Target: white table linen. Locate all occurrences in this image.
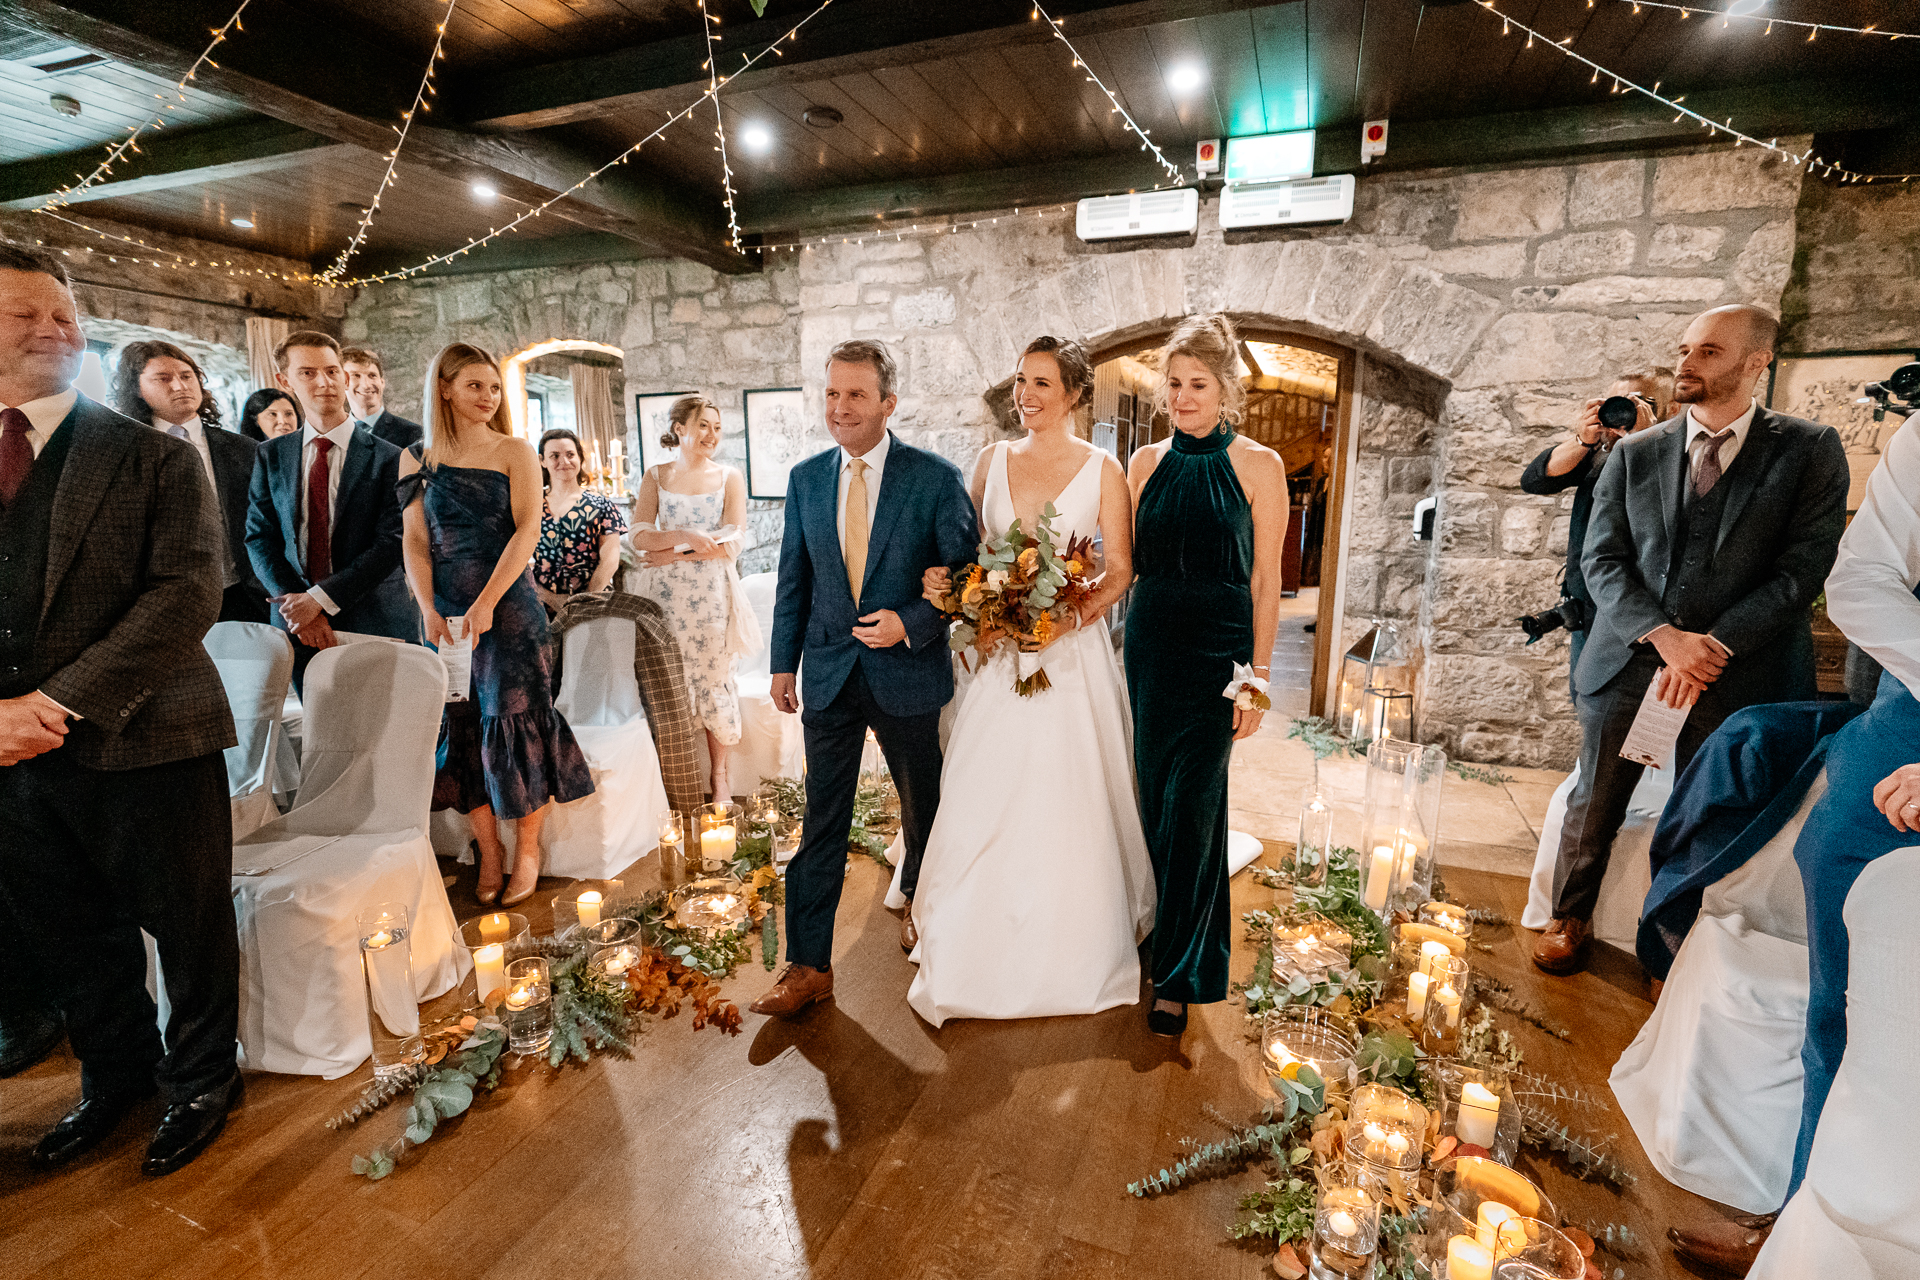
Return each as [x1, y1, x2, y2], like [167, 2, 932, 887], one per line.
[1522, 757, 1669, 951]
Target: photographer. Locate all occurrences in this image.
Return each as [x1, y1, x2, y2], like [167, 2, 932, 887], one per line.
[1520, 369, 1673, 691]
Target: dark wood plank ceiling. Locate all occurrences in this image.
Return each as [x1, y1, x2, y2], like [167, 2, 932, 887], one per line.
[2, 0, 1916, 276]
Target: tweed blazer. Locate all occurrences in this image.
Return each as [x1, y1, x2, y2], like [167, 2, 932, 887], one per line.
[33, 396, 236, 770]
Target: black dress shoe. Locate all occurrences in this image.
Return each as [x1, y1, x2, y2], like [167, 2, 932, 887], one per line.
[143, 1074, 243, 1177]
[0, 1007, 64, 1078]
[30, 1088, 154, 1170]
[1146, 1003, 1188, 1038]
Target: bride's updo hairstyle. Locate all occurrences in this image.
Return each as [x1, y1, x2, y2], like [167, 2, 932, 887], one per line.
[1153, 313, 1247, 426]
[1019, 334, 1092, 409]
[663, 394, 718, 449]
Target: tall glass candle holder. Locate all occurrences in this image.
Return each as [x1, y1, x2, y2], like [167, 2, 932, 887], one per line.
[1310, 1167, 1380, 1280]
[658, 811, 688, 886]
[1291, 783, 1335, 895]
[1385, 921, 1467, 1022]
[747, 787, 782, 840]
[1422, 954, 1469, 1055]
[358, 902, 419, 1079]
[455, 911, 528, 1007]
[1490, 1219, 1586, 1279]
[1359, 738, 1446, 918]
[503, 956, 552, 1054]
[695, 801, 744, 874]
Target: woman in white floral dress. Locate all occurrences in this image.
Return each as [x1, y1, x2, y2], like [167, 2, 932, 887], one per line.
[630, 396, 752, 800]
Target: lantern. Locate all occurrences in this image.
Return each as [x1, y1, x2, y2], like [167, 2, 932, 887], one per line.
[1335, 621, 1412, 741]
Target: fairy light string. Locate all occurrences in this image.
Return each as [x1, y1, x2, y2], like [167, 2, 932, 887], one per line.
[699, 0, 745, 254]
[1613, 1, 1916, 41]
[1478, 0, 1918, 183]
[41, 0, 257, 210]
[1030, 1, 1183, 186]
[319, 0, 460, 281]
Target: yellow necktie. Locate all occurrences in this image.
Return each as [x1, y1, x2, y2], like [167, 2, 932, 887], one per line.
[845, 458, 870, 606]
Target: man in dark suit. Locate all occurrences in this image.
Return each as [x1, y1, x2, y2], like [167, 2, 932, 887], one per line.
[342, 345, 423, 450]
[754, 339, 976, 1017]
[0, 243, 242, 1175]
[246, 331, 418, 688]
[1534, 304, 1848, 975]
[109, 339, 267, 623]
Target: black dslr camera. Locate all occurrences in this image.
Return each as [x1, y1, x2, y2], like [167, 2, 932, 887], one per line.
[1517, 596, 1592, 644]
[1863, 361, 1920, 422]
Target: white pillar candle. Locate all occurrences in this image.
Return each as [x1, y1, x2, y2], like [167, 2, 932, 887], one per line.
[700, 823, 737, 862]
[1364, 845, 1395, 911]
[1419, 939, 1450, 978]
[1405, 970, 1430, 1020]
[1458, 1081, 1503, 1150]
[1475, 1200, 1519, 1251]
[576, 890, 602, 928]
[1434, 982, 1462, 1030]
[478, 912, 510, 943]
[1447, 1234, 1493, 1280]
[472, 942, 506, 1004]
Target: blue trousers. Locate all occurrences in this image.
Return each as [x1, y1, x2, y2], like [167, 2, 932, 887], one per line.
[1787, 669, 1920, 1200]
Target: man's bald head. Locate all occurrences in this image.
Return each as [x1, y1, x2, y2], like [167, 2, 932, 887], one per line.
[1697, 304, 1779, 361]
[1674, 304, 1779, 413]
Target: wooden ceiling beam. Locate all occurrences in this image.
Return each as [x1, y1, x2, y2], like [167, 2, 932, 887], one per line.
[348, 231, 657, 281]
[6, 0, 753, 273]
[456, 0, 1291, 133]
[0, 118, 344, 211]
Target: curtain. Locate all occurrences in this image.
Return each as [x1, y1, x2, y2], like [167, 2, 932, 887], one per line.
[246, 317, 289, 393]
[570, 361, 616, 477]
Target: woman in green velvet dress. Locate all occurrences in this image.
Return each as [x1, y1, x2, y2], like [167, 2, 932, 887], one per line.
[1125, 314, 1289, 1039]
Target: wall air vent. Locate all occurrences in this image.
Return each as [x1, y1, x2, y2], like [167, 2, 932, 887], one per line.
[1218, 174, 1355, 230]
[1075, 187, 1199, 242]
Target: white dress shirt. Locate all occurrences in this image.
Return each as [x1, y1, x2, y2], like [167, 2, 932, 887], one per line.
[835, 430, 889, 552]
[298, 420, 357, 615]
[154, 415, 216, 488]
[1827, 415, 1920, 700]
[1683, 398, 1757, 482]
[1, 388, 78, 456]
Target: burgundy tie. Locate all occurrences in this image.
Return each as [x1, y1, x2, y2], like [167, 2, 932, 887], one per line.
[1693, 428, 1734, 497]
[0, 408, 32, 507]
[307, 437, 334, 582]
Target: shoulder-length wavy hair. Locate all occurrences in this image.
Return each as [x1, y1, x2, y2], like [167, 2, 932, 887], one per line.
[421, 342, 512, 461]
[112, 340, 222, 428]
[239, 387, 302, 442]
[1151, 313, 1247, 426]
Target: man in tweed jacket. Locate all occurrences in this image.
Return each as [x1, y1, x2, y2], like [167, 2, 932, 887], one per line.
[0, 244, 242, 1177]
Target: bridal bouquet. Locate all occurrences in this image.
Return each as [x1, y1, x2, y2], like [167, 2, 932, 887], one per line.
[934, 503, 1097, 697]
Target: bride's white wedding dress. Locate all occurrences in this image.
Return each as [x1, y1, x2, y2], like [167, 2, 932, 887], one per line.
[889, 441, 1157, 1027]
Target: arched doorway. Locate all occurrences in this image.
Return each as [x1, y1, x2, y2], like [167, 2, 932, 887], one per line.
[501, 339, 630, 494]
[1086, 328, 1357, 719]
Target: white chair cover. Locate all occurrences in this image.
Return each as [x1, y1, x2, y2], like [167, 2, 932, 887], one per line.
[1522, 758, 1670, 951]
[232, 642, 465, 1078]
[206, 621, 294, 840]
[728, 571, 804, 794]
[276, 630, 408, 806]
[543, 616, 671, 878]
[1751, 846, 1920, 1277]
[1609, 771, 1822, 1214]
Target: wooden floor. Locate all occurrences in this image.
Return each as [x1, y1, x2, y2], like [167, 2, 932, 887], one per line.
[0, 855, 1730, 1280]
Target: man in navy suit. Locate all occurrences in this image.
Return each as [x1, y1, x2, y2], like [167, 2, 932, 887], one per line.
[245, 331, 418, 688]
[753, 339, 976, 1017]
[342, 345, 424, 451]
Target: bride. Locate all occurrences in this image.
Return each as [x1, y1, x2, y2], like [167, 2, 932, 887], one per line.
[893, 335, 1156, 1027]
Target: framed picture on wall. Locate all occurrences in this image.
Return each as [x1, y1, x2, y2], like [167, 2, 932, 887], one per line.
[634, 391, 695, 478]
[1768, 349, 1919, 510]
[744, 386, 808, 501]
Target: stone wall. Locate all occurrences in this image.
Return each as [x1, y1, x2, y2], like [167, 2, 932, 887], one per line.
[1782, 178, 1920, 353]
[342, 139, 1814, 767]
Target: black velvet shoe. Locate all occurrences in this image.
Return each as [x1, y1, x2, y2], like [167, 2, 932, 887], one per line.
[142, 1074, 242, 1177]
[1146, 1003, 1188, 1038]
[0, 1006, 63, 1077]
[30, 1088, 154, 1170]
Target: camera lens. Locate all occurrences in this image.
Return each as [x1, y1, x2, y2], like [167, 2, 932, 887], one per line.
[1887, 362, 1920, 401]
[1597, 395, 1641, 432]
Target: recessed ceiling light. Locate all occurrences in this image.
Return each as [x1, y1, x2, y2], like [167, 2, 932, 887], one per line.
[471, 180, 498, 202]
[229, 216, 254, 229]
[49, 93, 82, 117]
[1168, 63, 1205, 93]
[803, 105, 843, 129]
[741, 125, 772, 154]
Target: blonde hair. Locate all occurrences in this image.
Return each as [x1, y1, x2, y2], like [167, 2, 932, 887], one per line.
[422, 342, 513, 461]
[1153, 313, 1247, 426]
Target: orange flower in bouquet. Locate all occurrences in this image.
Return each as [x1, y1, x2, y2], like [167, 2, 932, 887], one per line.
[933, 503, 1097, 696]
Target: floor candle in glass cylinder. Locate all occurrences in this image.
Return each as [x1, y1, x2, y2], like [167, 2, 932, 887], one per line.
[1310, 1171, 1380, 1280]
[1291, 782, 1335, 898]
[357, 902, 419, 1079]
[1456, 1081, 1502, 1150]
[455, 912, 527, 1007]
[1423, 955, 1468, 1055]
[1489, 1219, 1586, 1279]
[696, 802, 744, 874]
[658, 812, 688, 886]
[503, 956, 552, 1054]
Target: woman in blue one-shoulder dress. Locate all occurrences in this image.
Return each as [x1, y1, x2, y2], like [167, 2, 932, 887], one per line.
[397, 343, 593, 907]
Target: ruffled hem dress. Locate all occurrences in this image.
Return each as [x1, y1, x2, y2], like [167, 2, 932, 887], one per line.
[399, 455, 595, 821]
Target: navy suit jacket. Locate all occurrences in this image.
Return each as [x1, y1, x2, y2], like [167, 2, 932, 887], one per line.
[204, 424, 265, 601]
[771, 433, 977, 718]
[362, 409, 423, 451]
[244, 425, 418, 642]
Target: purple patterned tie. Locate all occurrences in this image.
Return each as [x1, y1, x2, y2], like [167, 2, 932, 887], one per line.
[0, 408, 33, 506]
[1692, 428, 1734, 497]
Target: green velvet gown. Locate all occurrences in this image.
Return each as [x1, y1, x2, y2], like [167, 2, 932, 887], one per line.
[1125, 421, 1253, 1005]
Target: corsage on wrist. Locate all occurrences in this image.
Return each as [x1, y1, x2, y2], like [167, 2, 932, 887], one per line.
[1222, 662, 1272, 713]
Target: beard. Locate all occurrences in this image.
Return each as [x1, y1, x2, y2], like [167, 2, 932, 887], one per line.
[1672, 365, 1743, 405]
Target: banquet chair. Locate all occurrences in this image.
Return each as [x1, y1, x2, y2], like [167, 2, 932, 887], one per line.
[1522, 759, 1670, 953]
[276, 630, 411, 807]
[725, 571, 804, 796]
[1749, 846, 1920, 1278]
[1608, 771, 1823, 1214]
[232, 641, 465, 1078]
[205, 621, 295, 840]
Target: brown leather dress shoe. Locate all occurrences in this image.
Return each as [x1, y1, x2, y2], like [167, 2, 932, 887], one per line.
[1669, 1212, 1775, 1276]
[1531, 917, 1592, 975]
[901, 911, 918, 953]
[749, 964, 833, 1018]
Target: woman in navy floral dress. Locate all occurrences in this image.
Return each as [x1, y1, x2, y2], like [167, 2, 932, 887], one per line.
[398, 344, 594, 907]
[532, 428, 628, 613]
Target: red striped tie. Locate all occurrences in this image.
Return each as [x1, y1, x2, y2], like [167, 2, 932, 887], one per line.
[0, 408, 32, 507]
